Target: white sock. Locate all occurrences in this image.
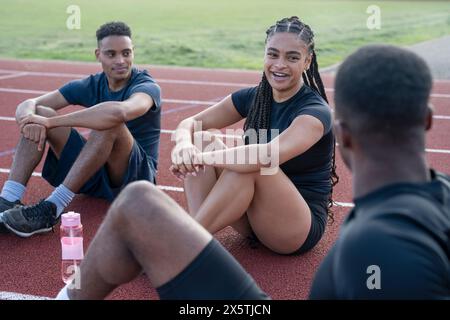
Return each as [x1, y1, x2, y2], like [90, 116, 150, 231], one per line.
[55, 284, 70, 300]
[46, 184, 75, 216]
[1, 180, 26, 203]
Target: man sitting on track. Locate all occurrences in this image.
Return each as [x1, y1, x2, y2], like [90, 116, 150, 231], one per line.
[0, 21, 161, 237]
[56, 44, 449, 300]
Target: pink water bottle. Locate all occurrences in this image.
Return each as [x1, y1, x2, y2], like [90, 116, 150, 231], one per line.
[60, 211, 84, 284]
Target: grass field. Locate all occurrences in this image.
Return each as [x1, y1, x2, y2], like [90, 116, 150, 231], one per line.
[0, 0, 449, 69]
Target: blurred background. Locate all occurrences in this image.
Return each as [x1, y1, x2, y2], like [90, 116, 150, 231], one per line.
[0, 0, 449, 70]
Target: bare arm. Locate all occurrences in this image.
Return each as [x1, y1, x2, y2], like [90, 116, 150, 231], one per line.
[174, 95, 243, 144]
[15, 90, 69, 122]
[19, 92, 154, 131]
[171, 95, 244, 174]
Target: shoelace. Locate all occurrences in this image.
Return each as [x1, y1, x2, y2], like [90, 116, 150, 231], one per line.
[22, 200, 54, 222]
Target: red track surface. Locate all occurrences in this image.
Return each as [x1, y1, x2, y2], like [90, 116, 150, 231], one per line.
[0, 58, 449, 300]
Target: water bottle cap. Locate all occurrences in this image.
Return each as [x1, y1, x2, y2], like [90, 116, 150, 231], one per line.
[61, 211, 81, 227]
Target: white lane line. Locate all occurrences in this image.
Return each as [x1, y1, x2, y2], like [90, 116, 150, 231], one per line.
[0, 87, 46, 94]
[334, 202, 354, 208]
[0, 69, 448, 98]
[0, 168, 41, 176]
[0, 87, 219, 105]
[0, 69, 253, 87]
[0, 291, 51, 300]
[158, 185, 184, 192]
[425, 148, 450, 154]
[2, 113, 450, 122]
[323, 87, 450, 99]
[433, 115, 450, 120]
[0, 72, 29, 80]
[163, 98, 216, 105]
[0, 87, 449, 116]
[0, 167, 354, 206]
[0, 121, 449, 154]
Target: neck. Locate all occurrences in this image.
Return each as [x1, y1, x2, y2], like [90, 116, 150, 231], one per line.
[272, 81, 303, 103]
[352, 150, 430, 199]
[107, 73, 132, 92]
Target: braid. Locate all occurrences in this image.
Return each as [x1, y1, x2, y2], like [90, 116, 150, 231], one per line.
[243, 72, 272, 142]
[254, 16, 338, 222]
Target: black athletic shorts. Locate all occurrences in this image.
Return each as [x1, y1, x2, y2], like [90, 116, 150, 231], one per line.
[247, 187, 329, 255]
[156, 239, 270, 300]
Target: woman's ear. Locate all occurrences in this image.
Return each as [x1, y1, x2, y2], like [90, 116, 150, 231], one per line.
[305, 53, 312, 71]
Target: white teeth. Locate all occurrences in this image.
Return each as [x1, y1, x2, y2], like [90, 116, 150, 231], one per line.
[273, 72, 287, 77]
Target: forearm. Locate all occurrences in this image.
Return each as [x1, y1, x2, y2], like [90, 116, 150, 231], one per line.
[174, 118, 196, 144]
[47, 101, 125, 130]
[15, 99, 37, 122]
[199, 144, 276, 173]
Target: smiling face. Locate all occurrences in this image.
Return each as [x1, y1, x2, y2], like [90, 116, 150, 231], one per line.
[95, 35, 134, 86]
[264, 32, 312, 101]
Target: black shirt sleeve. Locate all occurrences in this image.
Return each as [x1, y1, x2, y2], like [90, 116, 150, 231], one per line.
[129, 82, 162, 110]
[231, 87, 257, 118]
[58, 76, 95, 106]
[293, 102, 332, 135]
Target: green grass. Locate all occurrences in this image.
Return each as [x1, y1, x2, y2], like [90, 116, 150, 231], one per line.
[0, 0, 449, 69]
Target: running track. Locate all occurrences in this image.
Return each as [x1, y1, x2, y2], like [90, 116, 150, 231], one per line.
[0, 58, 449, 300]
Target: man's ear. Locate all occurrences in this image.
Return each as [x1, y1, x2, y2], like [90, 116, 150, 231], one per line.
[334, 120, 353, 150]
[95, 48, 100, 61]
[425, 104, 433, 131]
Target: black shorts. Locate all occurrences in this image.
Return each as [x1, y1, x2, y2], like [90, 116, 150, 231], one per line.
[156, 239, 270, 300]
[248, 187, 329, 255]
[293, 187, 329, 254]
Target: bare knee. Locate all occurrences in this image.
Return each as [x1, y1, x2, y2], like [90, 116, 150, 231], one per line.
[109, 181, 167, 226]
[88, 124, 125, 142]
[36, 105, 58, 118]
[222, 168, 256, 181]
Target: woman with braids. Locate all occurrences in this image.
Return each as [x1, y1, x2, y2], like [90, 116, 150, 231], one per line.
[170, 16, 337, 255]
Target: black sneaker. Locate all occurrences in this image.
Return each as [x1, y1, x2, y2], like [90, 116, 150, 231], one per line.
[2, 200, 58, 237]
[0, 197, 23, 233]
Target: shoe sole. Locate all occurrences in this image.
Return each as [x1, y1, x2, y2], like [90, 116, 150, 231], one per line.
[4, 223, 52, 238]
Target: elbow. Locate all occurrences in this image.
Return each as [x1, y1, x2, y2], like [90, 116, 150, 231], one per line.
[115, 105, 128, 124]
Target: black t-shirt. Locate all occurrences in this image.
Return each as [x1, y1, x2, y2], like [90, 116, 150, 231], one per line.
[231, 85, 333, 194]
[309, 170, 450, 299]
[59, 67, 162, 169]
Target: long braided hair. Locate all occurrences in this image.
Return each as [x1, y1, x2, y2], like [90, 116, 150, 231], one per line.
[244, 16, 339, 222]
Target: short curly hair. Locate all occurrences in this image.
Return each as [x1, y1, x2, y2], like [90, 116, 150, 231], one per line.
[96, 21, 131, 43]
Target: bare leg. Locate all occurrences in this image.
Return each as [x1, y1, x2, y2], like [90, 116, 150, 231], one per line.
[183, 132, 254, 237]
[8, 106, 71, 185]
[62, 124, 134, 193]
[184, 131, 225, 216]
[196, 169, 312, 254]
[67, 181, 212, 299]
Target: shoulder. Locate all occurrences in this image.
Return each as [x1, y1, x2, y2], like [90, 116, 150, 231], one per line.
[231, 86, 258, 102]
[126, 68, 161, 108]
[230, 86, 258, 117]
[130, 68, 159, 88]
[290, 86, 332, 132]
[335, 211, 449, 298]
